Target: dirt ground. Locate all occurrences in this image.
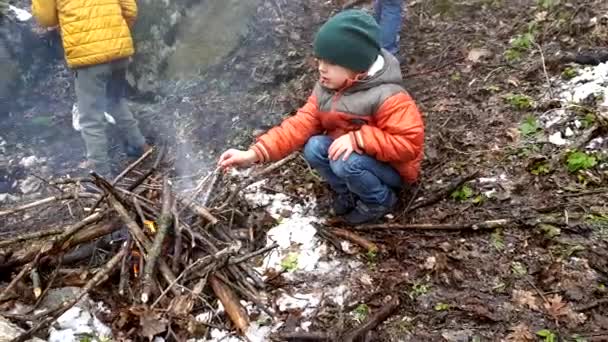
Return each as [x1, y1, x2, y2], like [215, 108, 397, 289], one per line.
[2, 0, 608, 340]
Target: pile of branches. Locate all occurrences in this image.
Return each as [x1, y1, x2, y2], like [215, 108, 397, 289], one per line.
[0, 147, 281, 341]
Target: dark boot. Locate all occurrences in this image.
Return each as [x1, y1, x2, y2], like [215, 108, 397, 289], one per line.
[125, 142, 152, 158]
[343, 191, 398, 225]
[333, 192, 356, 216]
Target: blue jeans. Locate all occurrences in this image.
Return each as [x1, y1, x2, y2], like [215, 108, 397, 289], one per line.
[303, 135, 402, 206]
[374, 0, 404, 55]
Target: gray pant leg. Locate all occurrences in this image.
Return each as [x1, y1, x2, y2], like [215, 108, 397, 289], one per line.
[75, 63, 111, 175]
[106, 60, 145, 148]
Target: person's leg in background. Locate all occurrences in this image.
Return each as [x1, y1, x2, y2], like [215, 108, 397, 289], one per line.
[373, 0, 403, 56]
[105, 58, 148, 158]
[75, 63, 113, 177]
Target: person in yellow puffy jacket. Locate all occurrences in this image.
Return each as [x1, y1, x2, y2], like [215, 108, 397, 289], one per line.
[32, 0, 149, 178]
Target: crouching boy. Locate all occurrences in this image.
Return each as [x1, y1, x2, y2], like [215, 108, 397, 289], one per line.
[219, 10, 424, 224]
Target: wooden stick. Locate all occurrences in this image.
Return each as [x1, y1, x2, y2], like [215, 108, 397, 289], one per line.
[215, 272, 274, 318]
[341, 295, 400, 342]
[0, 228, 64, 248]
[355, 218, 511, 231]
[141, 176, 173, 303]
[171, 204, 182, 274]
[112, 146, 156, 185]
[277, 332, 332, 341]
[30, 268, 42, 299]
[11, 246, 127, 342]
[406, 171, 480, 213]
[180, 198, 218, 225]
[209, 274, 250, 334]
[0, 193, 98, 217]
[0, 219, 118, 270]
[118, 238, 132, 297]
[229, 243, 279, 264]
[331, 228, 378, 253]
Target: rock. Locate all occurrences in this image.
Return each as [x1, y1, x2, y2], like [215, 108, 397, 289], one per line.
[130, 0, 260, 94]
[39, 287, 83, 309]
[0, 316, 45, 342]
[548, 131, 568, 146]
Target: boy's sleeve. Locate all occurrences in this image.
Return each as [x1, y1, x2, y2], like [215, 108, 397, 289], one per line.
[251, 95, 322, 163]
[32, 0, 58, 27]
[353, 92, 424, 162]
[119, 0, 138, 27]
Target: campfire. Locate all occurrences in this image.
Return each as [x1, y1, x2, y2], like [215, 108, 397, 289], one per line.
[0, 147, 400, 341]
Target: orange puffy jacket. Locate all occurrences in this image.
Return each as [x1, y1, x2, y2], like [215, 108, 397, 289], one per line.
[251, 50, 425, 183]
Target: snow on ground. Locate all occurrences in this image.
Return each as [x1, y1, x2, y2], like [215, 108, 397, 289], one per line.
[537, 62, 608, 150]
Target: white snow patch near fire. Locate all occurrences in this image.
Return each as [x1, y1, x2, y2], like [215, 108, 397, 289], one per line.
[48, 305, 112, 342]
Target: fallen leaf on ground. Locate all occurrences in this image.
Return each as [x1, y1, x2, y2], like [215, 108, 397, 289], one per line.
[512, 289, 539, 311]
[506, 323, 534, 341]
[140, 311, 168, 340]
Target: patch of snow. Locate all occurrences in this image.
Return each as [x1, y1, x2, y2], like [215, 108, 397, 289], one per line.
[19, 156, 43, 168]
[277, 292, 321, 315]
[48, 305, 111, 342]
[587, 137, 605, 150]
[548, 131, 568, 146]
[483, 189, 497, 198]
[478, 177, 497, 183]
[8, 5, 32, 21]
[195, 312, 213, 324]
[559, 62, 608, 107]
[564, 127, 575, 137]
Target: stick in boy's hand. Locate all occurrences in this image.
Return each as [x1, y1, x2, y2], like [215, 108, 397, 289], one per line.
[218, 149, 258, 170]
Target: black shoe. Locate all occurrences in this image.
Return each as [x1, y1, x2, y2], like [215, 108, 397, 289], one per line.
[333, 192, 356, 216]
[343, 192, 398, 225]
[125, 143, 152, 158]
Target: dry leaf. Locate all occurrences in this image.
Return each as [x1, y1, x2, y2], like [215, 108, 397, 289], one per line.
[140, 312, 168, 341]
[543, 294, 587, 325]
[506, 127, 520, 142]
[506, 323, 534, 342]
[512, 290, 539, 311]
[543, 294, 567, 320]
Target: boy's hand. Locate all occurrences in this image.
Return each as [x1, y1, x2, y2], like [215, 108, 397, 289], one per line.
[328, 134, 361, 161]
[218, 149, 258, 169]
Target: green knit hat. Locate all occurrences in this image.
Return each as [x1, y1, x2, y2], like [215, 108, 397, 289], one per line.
[313, 9, 381, 72]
